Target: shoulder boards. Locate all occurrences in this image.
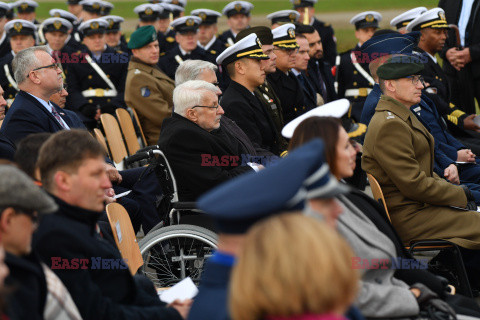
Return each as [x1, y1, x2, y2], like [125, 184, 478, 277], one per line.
[210, 50, 216, 55]
[166, 37, 175, 43]
[160, 52, 166, 57]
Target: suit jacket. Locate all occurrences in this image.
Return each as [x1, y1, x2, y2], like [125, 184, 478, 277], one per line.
[312, 18, 337, 67]
[187, 259, 232, 320]
[221, 80, 281, 155]
[267, 69, 308, 124]
[306, 58, 337, 104]
[65, 45, 129, 113]
[0, 132, 15, 160]
[157, 113, 254, 201]
[362, 95, 480, 250]
[0, 91, 77, 145]
[157, 45, 216, 80]
[125, 57, 175, 145]
[337, 194, 420, 318]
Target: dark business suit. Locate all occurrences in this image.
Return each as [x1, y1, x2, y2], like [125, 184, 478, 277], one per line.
[157, 113, 253, 201]
[221, 80, 281, 155]
[312, 18, 337, 67]
[306, 58, 337, 104]
[0, 91, 75, 145]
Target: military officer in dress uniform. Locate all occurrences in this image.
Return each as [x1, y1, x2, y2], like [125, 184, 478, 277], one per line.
[236, 26, 289, 155]
[291, 0, 337, 67]
[191, 8, 225, 59]
[125, 25, 175, 145]
[157, 3, 183, 54]
[407, 8, 480, 154]
[0, 2, 12, 58]
[219, 1, 253, 47]
[164, 0, 186, 16]
[13, 0, 38, 24]
[134, 3, 162, 31]
[336, 11, 381, 122]
[103, 15, 129, 54]
[188, 139, 348, 320]
[267, 23, 309, 124]
[390, 7, 427, 34]
[48, 8, 82, 51]
[158, 16, 215, 80]
[67, 0, 82, 18]
[99, 1, 113, 16]
[0, 19, 36, 106]
[40, 17, 73, 62]
[267, 9, 299, 29]
[65, 18, 129, 128]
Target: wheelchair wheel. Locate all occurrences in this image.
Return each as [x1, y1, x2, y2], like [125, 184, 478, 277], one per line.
[138, 224, 217, 287]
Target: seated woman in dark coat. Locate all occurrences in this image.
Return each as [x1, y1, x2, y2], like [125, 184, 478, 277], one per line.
[288, 116, 480, 319]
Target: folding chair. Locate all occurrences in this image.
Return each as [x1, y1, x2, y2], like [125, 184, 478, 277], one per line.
[93, 128, 110, 158]
[129, 108, 147, 147]
[100, 113, 128, 170]
[367, 173, 472, 297]
[116, 108, 141, 155]
[106, 203, 143, 275]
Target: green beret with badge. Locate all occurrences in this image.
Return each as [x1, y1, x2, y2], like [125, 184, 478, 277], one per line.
[128, 25, 158, 49]
[377, 56, 424, 80]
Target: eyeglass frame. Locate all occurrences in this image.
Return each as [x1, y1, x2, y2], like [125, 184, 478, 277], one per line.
[405, 75, 425, 86]
[191, 104, 220, 110]
[32, 62, 61, 72]
[273, 46, 299, 56]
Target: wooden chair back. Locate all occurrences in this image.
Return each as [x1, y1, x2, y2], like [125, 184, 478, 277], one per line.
[93, 128, 110, 157]
[116, 108, 141, 155]
[106, 203, 143, 275]
[100, 113, 128, 169]
[367, 173, 391, 223]
[129, 108, 147, 146]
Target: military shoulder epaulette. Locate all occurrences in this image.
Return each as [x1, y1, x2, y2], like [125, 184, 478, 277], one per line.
[159, 52, 166, 57]
[324, 23, 331, 27]
[116, 50, 124, 54]
[166, 37, 175, 43]
[210, 50, 216, 55]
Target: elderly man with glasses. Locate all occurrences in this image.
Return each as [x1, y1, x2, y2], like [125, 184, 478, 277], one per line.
[0, 45, 73, 145]
[157, 80, 262, 202]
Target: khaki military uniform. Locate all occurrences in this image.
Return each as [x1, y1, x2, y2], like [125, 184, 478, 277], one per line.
[362, 95, 480, 249]
[124, 57, 175, 145]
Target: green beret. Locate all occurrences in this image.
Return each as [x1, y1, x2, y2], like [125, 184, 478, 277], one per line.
[128, 25, 158, 49]
[377, 56, 424, 80]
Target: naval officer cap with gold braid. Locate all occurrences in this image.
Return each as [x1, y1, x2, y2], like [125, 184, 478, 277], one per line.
[406, 8, 450, 32]
[390, 7, 427, 31]
[216, 33, 269, 66]
[350, 11, 382, 30]
[42, 17, 73, 34]
[272, 23, 299, 49]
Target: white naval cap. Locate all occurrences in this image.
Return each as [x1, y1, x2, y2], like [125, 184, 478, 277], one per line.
[222, 1, 253, 17]
[282, 99, 350, 138]
[42, 17, 73, 33]
[272, 23, 299, 49]
[78, 17, 108, 35]
[5, 19, 36, 36]
[0, 2, 10, 16]
[390, 7, 427, 30]
[134, 3, 163, 20]
[289, 0, 317, 8]
[13, 0, 38, 12]
[406, 8, 449, 32]
[163, 0, 186, 8]
[170, 15, 201, 33]
[350, 11, 382, 30]
[267, 10, 300, 25]
[49, 9, 78, 23]
[191, 8, 221, 24]
[103, 15, 124, 31]
[216, 33, 269, 65]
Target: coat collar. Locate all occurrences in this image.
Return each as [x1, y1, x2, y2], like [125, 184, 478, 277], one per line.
[16, 91, 64, 130]
[50, 194, 103, 229]
[376, 95, 414, 122]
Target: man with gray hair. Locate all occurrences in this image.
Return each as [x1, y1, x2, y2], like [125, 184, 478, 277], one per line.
[0, 45, 69, 145]
[175, 59, 275, 157]
[157, 80, 259, 201]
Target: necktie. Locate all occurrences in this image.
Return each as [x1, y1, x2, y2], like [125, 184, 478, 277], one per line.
[297, 73, 316, 103]
[314, 62, 328, 101]
[51, 108, 68, 130]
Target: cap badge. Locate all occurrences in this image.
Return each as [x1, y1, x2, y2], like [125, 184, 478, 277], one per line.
[20, 3, 28, 10]
[365, 14, 374, 22]
[91, 21, 99, 29]
[107, 18, 114, 28]
[172, 0, 179, 4]
[53, 12, 61, 17]
[13, 22, 22, 32]
[256, 37, 262, 48]
[294, 0, 301, 5]
[289, 13, 296, 21]
[53, 21, 62, 30]
[145, 7, 153, 15]
[288, 27, 295, 38]
[234, 3, 242, 12]
[199, 12, 207, 21]
[438, 11, 446, 21]
[186, 18, 194, 26]
[92, 3, 100, 9]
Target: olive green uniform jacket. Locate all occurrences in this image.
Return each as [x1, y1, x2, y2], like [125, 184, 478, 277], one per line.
[125, 58, 175, 145]
[362, 95, 480, 249]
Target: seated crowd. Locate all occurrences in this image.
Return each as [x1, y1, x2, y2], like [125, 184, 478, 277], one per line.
[1, 0, 480, 319]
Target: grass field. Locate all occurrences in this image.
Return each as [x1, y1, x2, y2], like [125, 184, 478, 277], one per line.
[31, 0, 440, 52]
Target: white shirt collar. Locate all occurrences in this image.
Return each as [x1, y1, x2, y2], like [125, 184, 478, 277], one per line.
[11, 50, 16, 57]
[198, 35, 217, 50]
[425, 51, 437, 64]
[0, 32, 5, 46]
[179, 46, 191, 56]
[291, 68, 301, 76]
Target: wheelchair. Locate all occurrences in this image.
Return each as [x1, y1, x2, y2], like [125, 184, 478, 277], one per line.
[125, 148, 218, 287]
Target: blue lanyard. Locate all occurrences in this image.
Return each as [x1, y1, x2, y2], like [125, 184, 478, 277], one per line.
[210, 251, 236, 267]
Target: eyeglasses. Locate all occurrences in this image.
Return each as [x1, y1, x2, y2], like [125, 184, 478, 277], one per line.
[405, 75, 425, 86]
[192, 104, 220, 110]
[274, 47, 299, 56]
[32, 62, 61, 72]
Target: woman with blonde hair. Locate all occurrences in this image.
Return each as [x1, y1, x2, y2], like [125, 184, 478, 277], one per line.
[229, 213, 358, 320]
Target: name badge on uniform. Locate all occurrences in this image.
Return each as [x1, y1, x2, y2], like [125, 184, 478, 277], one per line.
[141, 87, 150, 97]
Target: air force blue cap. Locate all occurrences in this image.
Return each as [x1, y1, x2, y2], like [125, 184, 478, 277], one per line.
[197, 139, 349, 234]
[360, 31, 421, 62]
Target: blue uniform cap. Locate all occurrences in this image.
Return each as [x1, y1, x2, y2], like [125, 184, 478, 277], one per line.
[360, 31, 421, 63]
[197, 139, 349, 234]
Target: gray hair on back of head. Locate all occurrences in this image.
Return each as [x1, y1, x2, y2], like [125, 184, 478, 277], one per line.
[173, 80, 218, 116]
[175, 60, 218, 86]
[13, 45, 50, 85]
